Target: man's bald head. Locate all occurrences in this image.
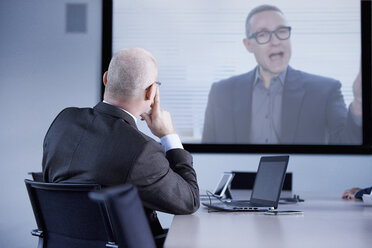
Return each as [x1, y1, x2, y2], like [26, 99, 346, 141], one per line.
[105, 48, 158, 101]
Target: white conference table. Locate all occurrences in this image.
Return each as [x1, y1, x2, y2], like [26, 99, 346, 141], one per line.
[164, 193, 372, 248]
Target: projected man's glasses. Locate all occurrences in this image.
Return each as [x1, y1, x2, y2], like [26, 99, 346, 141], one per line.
[248, 26, 291, 44]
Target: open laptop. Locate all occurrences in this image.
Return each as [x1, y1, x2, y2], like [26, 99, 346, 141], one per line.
[202, 155, 289, 211]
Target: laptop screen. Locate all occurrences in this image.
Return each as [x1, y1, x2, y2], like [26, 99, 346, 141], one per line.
[250, 156, 289, 205]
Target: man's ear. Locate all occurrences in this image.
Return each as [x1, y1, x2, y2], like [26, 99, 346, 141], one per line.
[145, 83, 155, 100]
[243, 38, 253, 53]
[103, 71, 108, 86]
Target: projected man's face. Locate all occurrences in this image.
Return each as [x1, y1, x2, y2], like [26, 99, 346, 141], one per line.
[244, 10, 292, 78]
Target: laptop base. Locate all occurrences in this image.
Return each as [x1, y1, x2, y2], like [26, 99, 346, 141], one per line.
[202, 202, 274, 212]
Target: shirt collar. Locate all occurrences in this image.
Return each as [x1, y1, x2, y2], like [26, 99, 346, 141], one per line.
[253, 66, 287, 87]
[102, 100, 137, 124]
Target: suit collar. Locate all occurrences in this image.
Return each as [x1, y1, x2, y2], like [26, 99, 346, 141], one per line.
[281, 66, 306, 143]
[93, 102, 138, 129]
[284, 66, 305, 90]
[232, 70, 255, 143]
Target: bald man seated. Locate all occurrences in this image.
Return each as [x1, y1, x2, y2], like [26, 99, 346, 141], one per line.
[42, 48, 200, 245]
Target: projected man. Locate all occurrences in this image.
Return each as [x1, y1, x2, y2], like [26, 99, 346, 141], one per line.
[202, 4, 362, 144]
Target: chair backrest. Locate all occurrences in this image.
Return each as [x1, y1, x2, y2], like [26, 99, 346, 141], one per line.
[89, 184, 156, 248]
[25, 179, 117, 248]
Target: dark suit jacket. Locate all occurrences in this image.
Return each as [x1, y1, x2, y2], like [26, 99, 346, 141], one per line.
[42, 102, 200, 234]
[202, 66, 362, 144]
[355, 187, 372, 199]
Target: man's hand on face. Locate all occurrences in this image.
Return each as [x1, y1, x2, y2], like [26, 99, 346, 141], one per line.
[351, 70, 362, 116]
[140, 87, 176, 138]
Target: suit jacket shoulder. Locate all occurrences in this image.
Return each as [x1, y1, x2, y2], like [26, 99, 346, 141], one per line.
[212, 71, 253, 93]
[286, 66, 341, 92]
[281, 66, 360, 144]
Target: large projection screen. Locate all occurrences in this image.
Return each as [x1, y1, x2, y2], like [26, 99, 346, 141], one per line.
[102, 0, 372, 154]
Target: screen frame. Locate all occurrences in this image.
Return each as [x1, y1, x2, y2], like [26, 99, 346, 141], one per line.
[101, 0, 372, 154]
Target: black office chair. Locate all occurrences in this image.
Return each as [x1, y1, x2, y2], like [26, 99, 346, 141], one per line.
[24, 179, 117, 248]
[89, 184, 157, 248]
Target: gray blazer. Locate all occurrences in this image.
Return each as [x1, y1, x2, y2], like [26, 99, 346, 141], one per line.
[202, 66, 361, 144]
[42, 102, 199, 219]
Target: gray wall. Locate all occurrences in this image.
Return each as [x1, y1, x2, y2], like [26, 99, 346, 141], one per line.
[0, 0, 371, 247]
[0, 0, 101, 247]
